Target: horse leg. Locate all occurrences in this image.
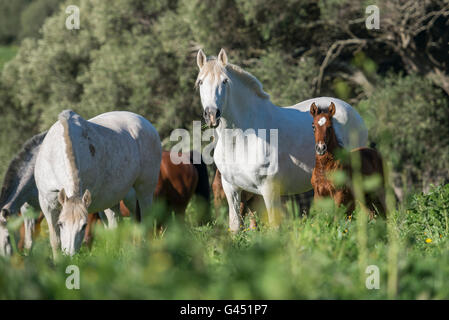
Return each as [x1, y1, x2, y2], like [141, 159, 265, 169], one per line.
[34, 211, 44, 238]
[83, 213, 100, 248]
[221, 178, 243, 233]
[98, 211, 109, 227]
[103, 206, 120, 229]
[18, 221, 25, 252]
[39, 195, 61, 260]
[133, 182, 156, 223]
[22, 216, 36, 251]
[0, 221, 12, 256]
[261, 184, 282, 228]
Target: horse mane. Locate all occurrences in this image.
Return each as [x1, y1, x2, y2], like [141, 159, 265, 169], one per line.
[0, 131, 47, 207]
[196, 57, 270, 99]
[58, 110, 82, 195]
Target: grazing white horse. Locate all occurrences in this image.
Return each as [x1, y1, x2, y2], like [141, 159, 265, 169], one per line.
[196, 49, 368, 232]
[35, 110, 162, 257]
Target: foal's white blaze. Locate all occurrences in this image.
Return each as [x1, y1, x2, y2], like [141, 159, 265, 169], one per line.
[318, 117, 327, 126]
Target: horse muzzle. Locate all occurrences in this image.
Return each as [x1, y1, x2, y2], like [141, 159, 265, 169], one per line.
[315, 142, 327, 155]
[203, 107, 221, 128]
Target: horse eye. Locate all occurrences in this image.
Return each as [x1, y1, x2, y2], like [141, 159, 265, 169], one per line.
[223, 78, 228, 84]
[198, 80, 203, 86]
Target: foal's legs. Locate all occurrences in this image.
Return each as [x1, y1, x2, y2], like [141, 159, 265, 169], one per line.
[221, 178, 243, 233]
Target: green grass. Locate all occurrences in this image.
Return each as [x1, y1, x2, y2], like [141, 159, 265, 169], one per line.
[1, 184, 449, 299]
[0, 46, 18, 70]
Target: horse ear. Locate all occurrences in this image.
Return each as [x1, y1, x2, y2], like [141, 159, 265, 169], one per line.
[197, 49, 206, 69]
[82, 189, 92, 208]
[58, 188, 67, 206]
[218, 48, 228, 66]
[328, 102, 336, 117]
[310, 102, 318, 117]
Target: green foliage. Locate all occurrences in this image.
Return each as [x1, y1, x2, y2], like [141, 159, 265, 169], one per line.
[19, 0, 64, 40]
[248, 51, 318, 106]
[0, 0, 31, 44]
[0, 46, 18, 70]
[358, 74, 449, 192]
[402, 184, 449, 250]
[1, 184, 449, 299]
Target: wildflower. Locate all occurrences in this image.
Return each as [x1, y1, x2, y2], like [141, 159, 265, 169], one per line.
[344, 229, 348, 233]
[425, 238, 432, 243]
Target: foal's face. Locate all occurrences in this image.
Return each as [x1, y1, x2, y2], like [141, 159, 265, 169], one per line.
[196, 49, 230, 128]
[57, 189, 91, 256]
[310, 102, 336, 156]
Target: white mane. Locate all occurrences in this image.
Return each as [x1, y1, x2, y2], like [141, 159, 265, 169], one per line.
[196, 58, 270, 99]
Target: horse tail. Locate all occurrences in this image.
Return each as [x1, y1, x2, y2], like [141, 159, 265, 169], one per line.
[190, 151, 211, 223]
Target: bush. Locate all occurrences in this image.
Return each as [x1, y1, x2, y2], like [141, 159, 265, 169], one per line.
[0, 0, 30, 44]
[358, 74, 449, 194]
[19, 0, 64, 40]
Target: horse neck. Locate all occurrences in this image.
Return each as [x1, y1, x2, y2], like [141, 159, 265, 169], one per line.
[315, 130, 342, 175]
[218, 74, 274, 132]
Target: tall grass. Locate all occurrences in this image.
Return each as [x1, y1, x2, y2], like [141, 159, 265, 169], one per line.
[1, 184, 449, 299]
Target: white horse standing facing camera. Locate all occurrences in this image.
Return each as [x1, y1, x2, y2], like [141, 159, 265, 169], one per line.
[35, 110, 162, 257]
[195, 48, 368, 232]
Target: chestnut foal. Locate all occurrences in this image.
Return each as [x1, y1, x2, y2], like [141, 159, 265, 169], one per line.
[310, 102, 386, 217]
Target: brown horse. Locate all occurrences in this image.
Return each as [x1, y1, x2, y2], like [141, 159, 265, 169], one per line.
[310, 102, 386, 217]
[155, 150, 210, 218]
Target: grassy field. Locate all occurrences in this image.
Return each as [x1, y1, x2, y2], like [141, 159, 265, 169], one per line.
[1, 183, 448, 299]
[0, 46, 18, 71]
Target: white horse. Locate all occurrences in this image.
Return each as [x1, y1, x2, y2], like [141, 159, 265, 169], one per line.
[196, 49, 368, 232]
[35, 110, 162, 257]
